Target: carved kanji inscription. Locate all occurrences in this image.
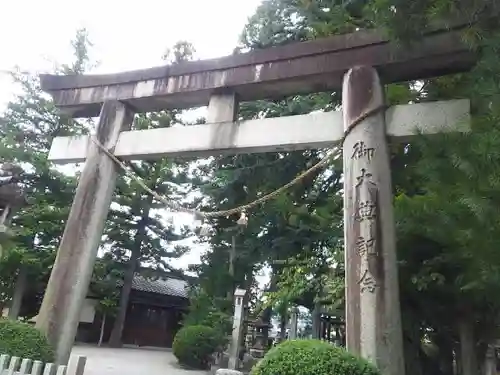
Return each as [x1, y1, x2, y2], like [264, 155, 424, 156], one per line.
[355, 168, 373, 187]
[356, 236, 377, 257]
[351, 141, 375, 162]
[355, 200, 377, 222]
[358, 268, 377, 293]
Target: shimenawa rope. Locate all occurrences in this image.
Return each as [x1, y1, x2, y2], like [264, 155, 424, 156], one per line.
[90, 105, 386, 220]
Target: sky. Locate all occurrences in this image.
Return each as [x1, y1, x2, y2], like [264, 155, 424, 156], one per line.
[0, 0, 268, 280]
[0, 0, 262, 106]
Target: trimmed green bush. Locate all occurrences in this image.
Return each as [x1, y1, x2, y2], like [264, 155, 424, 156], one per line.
[172, 325, 219, 369]
[0, 319, 54, 362]
[250, 339, 381, 375]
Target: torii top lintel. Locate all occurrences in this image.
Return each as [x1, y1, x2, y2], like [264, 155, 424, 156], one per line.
[40, 23, 476, 118]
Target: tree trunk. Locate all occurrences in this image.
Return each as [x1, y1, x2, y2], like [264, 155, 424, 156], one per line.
[98, 314, 106, 347]
[108, 245, 141, 347]
[108, 200, 151, 348]
[279, 311, 287, 340]
[312, 302, 321, 339]
[459, 319, 478, 375]
[8, 265, 27, 320]
[403, 329, 424, 375]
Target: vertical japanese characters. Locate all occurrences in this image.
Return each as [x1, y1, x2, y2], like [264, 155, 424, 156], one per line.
[351, 141, 378, 293]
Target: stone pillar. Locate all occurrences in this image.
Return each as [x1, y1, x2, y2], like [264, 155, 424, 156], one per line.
[228, 288, 246, 370]
[342, 66, 405, 375]
[484, 345, 496, 375]
[289, 307, 299, 339]
[36, 101, 135, 365]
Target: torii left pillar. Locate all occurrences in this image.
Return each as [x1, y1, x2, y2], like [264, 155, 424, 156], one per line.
[36, 101, 135, 365]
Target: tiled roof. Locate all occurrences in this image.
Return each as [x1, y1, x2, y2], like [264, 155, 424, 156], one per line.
[132, 275, 189, 299]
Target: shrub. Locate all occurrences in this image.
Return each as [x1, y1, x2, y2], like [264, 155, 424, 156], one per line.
[183, 289, 232, 339]
[250, 339, 381, 375]
[172, 325, 219, 369]
[184, 309, 231, 347]
[0, 319, 54, 362]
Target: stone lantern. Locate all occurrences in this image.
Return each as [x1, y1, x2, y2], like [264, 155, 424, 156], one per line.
[248, 316, 273, 358]
[0, 163, 26, 250]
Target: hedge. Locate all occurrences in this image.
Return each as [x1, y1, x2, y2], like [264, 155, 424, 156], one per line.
[0, 319, 54, 362]
[250, 339, 381, 375]
[172, 325, 219, 369]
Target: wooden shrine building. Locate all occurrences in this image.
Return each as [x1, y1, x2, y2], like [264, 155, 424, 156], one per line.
[76, 275, 189, 348]
[8, 273, 191, 349]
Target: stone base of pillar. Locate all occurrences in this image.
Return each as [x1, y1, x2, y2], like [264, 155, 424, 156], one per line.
[249, 348, 266, 358]
[215, 368, 243, 375]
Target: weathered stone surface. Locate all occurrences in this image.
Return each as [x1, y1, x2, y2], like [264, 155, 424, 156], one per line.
[40, 26, 475, 117]
[229, 287, 247, 370]
[215, 369, 243, 375]
[0, 163, 27, 255]
[47, 99, 470, 164]
[214, 352, 229, 368]
[240, 353, 258, 373]
[0, 163, 27, 219]
[36, 101, 135, 365]
[342, 66, 404, 374]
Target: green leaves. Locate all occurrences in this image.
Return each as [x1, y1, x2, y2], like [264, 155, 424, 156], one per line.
[172, 325, 221, 370]
[0, 319, 54, 362]
[230, 3, 500, 373]
[0, 29, 92, 311]
[251, 339, 380, 375]
[183, 287, 232, 337]
[103, 106, 196, 275]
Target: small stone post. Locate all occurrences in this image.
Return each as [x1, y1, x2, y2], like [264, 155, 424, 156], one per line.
[289, 307, 299, 339]
[484, 345, 496, 375]
[342, 66, 405, 375]
[228, 288, 247, 370]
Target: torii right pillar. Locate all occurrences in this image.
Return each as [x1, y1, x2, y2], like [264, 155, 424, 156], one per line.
[342, 65, 405, 375]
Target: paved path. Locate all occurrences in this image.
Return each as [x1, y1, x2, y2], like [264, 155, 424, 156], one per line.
[71, 345, 207, 375]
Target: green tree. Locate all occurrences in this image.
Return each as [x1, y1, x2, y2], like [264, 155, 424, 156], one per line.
[191, 0, 353, 332]
[0, 28, 92, 318]
[90, 254, 122, 346]
[106, 41, 197, 347]
[106, 131, 192, 346]
[196, 2, 500, 375]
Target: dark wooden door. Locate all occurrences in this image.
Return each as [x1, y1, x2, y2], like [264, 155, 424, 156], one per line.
[123, 304, 170, 347]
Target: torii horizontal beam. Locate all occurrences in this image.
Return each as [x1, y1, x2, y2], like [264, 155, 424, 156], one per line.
[48, 99, 470, 163]
[40, 25, 475, 118]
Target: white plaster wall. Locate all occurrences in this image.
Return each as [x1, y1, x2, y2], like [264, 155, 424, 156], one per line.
[79, 298, 96, 323]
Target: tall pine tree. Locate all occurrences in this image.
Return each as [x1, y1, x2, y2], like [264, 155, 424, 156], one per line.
[0, 29, 93, 318]
[106, 42, 197, 347]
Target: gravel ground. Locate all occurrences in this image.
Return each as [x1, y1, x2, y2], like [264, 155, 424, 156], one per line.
[71, 345, 207, 375]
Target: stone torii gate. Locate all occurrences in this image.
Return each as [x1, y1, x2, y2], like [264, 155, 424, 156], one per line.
[37, 22, 474, 373]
